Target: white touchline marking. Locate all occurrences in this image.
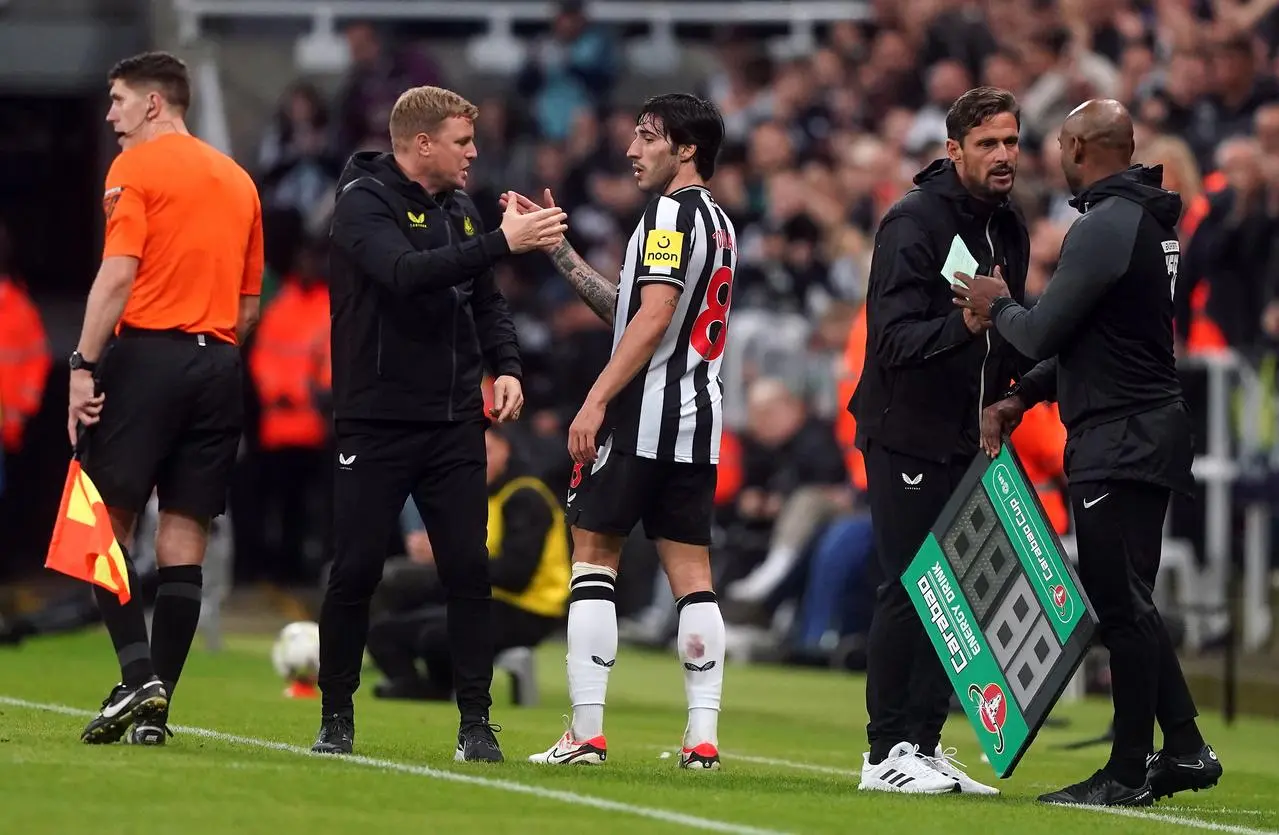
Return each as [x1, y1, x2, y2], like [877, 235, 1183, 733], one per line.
[1069, 806, 1279, 835]
[661, 746, 1278, 835]
[9, 698, 1275, 834]
[1161, 807, 1267, 817]
[0, 697, 786, 835]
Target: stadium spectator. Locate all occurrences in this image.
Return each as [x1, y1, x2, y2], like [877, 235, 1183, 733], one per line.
[0, 221, 51, 472]
[1182, 136, 1276, 352]
[257, 81, 341, 231]
[515, 1, 619, 142]
[333, 22, 446, 159]
[366, 425, 569, 702]
[723, 377, 850, 606]
[244, 237, 333, 586]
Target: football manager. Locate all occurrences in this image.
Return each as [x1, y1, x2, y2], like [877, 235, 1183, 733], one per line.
[311, 85, 567, 762]
[955, 99, 1221, 807]
[850, 86, 1028, 796]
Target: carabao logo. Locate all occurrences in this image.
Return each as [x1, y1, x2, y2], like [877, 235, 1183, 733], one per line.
[969, 682, 1008, 755]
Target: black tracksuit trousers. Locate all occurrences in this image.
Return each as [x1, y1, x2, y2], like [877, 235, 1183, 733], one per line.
[318, 418, 494, 723]
[1069, 479, 1199, 774]
[863, 440, 971, 763]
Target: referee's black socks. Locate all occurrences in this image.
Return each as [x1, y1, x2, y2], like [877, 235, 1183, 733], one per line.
[92, 545, 155, 688]
[151, 564, 204, 701]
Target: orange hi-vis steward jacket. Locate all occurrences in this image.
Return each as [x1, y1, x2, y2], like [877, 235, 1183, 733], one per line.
[0, 276, 51, 452]
[249, 279, 331, 450]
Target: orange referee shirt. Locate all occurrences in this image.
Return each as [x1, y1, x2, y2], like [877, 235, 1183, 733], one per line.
[102, 133, 263, 345]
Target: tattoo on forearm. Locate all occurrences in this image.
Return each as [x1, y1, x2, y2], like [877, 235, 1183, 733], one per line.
[551, 241, 617, 325]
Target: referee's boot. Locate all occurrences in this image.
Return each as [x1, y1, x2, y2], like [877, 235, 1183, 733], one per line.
[312, 713, 355, 755]
[455, 718, 503, 763]
[127, 703, 174, 746]
[81, 678, 169, 744]
[126, 722, 174, 746]
[1038, 769, 1154, 807]
[1146, 744, 1222, 800]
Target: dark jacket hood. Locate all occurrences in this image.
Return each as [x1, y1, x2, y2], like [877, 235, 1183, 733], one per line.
[1069, 164, 1183, 228]
[338, 151, 456, 206]
[912, 158, 1013, 218]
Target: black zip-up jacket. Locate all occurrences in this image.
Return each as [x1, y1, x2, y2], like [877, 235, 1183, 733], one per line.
[850, 159, 1032, 464]
[328, 152, 521, 423]
[994, 164, 1194, 494]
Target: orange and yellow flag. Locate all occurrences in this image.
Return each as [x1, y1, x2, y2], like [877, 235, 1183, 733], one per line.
[44, 460, 131, 604]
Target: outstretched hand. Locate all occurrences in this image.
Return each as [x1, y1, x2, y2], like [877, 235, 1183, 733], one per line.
[498, 188, 554, 214]
[498, 189, 565, 253]
[498, 190, 567, 254]
[953, 264, 1011, 320]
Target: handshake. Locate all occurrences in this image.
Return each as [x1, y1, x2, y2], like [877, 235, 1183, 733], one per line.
[497, 188, 569, 254]
[951, 265, 1010, 335]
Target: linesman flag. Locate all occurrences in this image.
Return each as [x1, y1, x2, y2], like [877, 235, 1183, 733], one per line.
[44, 459, 131, 604]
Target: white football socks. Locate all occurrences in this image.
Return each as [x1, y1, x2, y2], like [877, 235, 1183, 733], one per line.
[677, 591, 726, 747]
[566, 562, 617, 740]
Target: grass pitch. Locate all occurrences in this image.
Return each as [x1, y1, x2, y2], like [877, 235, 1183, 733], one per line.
[0, 630, 1276, 835]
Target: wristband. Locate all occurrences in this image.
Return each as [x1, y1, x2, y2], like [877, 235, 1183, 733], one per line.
[1004, 382, 1035, 408]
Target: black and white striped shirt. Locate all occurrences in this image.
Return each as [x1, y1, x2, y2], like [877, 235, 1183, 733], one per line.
[605, 186, 738, 464]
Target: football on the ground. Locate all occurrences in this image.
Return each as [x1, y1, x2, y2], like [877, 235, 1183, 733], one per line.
[271, 621, 320, 684]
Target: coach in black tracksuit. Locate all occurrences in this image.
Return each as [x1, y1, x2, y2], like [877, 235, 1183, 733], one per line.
[849, 88, 1032, 787]
[309, 99, 567, 762]
[959, 100, 1221, 807]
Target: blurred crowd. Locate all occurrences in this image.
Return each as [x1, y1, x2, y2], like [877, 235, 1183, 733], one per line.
[3, 0, 1279, 670]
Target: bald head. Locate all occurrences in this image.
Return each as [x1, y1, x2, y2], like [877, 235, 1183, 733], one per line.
[1063, 99, 1134, 154]
[1058, 99, 1136, 194]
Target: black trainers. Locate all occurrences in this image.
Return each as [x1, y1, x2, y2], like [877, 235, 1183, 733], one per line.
[455, 719, 504, 763]
[1147, 744, 1222, 800]
[82, 678, 168, 744]
[312, 713, 355, 755]
[126, 722, 174, 746]
[1038, 769, 1154, 807]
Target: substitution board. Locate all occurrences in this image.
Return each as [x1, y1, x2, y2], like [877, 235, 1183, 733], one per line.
[902, 443, 1097, 778]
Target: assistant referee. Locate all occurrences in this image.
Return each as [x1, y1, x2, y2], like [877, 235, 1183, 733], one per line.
[312, 86, 566, 762]
[71, 51, 264, 746]
[956, 99, 1221, 807]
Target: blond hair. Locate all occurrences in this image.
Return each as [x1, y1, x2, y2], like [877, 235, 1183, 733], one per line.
[388, 86, 479, 146]
[1136, 134, 1202, 205]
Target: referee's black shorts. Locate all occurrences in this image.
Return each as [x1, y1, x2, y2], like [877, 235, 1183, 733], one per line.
[80, 326, 243, 519]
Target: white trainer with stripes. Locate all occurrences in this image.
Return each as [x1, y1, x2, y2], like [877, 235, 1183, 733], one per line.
[858, 741, 960, 794]
[922, 745, 1000, 794]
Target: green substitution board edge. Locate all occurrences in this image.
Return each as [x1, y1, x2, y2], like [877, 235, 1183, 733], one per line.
[905, 539, 1030, 779]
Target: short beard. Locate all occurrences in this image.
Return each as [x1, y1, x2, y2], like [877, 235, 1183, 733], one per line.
[962, 172, 1013, 202]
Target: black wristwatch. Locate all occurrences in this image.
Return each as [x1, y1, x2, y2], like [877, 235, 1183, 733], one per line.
[1004, 382, 1031, 407]
[69, 350, 97, 373]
